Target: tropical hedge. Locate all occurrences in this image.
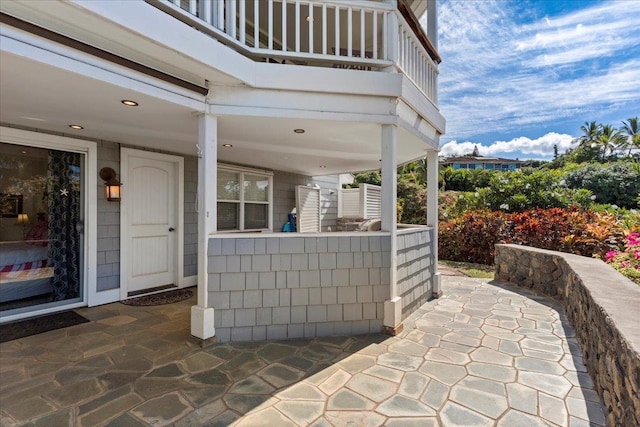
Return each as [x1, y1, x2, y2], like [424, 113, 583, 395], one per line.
[439, 208, 626, 266]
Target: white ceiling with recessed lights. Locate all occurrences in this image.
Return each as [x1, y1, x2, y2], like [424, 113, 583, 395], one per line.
[0, 50, 431, 176]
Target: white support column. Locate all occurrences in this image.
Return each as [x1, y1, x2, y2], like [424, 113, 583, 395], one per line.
[426, 0, 438, 51]
[380, 125, 397, 238]
[381, 124, 402, 333]
[426, 148, 441, 298]
[191, 113, 218, 341]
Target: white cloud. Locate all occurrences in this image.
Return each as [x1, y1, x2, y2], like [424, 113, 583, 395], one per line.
[518, 17, 636, 67]
[440, 132, 575, 159]
[436, 0, 640, 142]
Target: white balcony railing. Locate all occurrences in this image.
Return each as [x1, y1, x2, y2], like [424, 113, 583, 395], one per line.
[147, 0, 438, 104]
[396, 13, 439, 104]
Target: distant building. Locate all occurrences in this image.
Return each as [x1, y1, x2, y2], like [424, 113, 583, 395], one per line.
[440, 156, 525, 171]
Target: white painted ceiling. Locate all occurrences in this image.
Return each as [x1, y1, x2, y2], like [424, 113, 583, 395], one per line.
[1, 51, 429, 176]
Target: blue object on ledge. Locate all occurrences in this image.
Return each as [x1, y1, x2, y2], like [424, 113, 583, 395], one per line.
[282, 212, 296, 232]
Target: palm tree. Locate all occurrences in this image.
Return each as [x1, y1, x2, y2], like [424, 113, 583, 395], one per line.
[577, 121, 601, 146]
[595, 124, 626, 161]
[620, 117, 640, 156]
[414, 158, 428, 184]
[439, 166, 454, 191]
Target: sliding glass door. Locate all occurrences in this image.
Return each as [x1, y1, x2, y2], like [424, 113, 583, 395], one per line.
[0, 142, 84, 316]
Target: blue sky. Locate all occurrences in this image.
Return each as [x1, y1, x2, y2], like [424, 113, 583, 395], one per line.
[433, 0, 640, 160]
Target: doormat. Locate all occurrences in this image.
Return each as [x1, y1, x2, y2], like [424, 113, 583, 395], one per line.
[121, 289, 193, 306]
[0, 311, 89, 343]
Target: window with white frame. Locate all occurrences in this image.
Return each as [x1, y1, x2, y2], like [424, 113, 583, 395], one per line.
[217, 165, 273, 231]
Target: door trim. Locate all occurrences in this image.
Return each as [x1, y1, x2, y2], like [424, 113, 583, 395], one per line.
[120, 148, 184, 300]
[0, 126, 97, 322]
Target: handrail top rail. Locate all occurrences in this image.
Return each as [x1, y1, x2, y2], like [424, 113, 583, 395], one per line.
[291, 0, 395, 12]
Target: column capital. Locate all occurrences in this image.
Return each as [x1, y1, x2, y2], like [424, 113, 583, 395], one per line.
[195, 111, 218, 118]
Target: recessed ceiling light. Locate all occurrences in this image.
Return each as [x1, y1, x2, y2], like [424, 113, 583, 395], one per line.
[121, 100, 139, 107]
[293, 129, 305, 134]
[20, 150, 28, 154]
[319, 165, 327, 168]
[222, 144, 233, 148]
[69, 124, 84, 130]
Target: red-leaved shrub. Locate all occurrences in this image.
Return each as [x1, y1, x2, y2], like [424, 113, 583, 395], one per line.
[439, 210, 508, 265]
[439, 208, 624, 265]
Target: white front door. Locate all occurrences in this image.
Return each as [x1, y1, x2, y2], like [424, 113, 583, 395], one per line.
[121, 149, 182, 297]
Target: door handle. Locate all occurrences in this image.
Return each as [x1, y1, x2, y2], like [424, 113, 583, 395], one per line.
[169, 227, 175, 232]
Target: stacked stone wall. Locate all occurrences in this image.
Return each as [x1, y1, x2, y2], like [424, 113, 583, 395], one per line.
[495, 244, 640, 426]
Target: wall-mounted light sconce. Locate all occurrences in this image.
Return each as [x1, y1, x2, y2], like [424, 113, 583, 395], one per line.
[99, 167, 122, 201]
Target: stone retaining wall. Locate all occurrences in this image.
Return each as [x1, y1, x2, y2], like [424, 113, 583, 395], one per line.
[495, 244, 640, 426]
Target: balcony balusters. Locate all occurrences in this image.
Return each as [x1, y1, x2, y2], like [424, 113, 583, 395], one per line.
[152, 0, 438, 104]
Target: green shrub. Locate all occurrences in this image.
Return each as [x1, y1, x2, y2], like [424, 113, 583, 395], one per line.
[564, 162, 640, 208]
[564, 144, 601, 163]
[570, 188, 597, 209]
[445, 188, 491, 218]
[347, 171, 381, 188]
[397, 180, 427, 224]
[443, 168, 497, 192]
[485, 169, 567, 211]
[444, 169, 595, 217]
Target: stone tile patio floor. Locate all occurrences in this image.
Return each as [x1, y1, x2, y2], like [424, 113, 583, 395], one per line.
[0, 276, 606, 427]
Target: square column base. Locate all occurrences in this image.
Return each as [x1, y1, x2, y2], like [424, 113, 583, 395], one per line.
[383, 296, 403, 335]
[188, 335, 217, 348]
[191, 305, 215, 341]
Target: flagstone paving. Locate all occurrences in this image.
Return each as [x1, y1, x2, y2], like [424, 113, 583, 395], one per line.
[0, 277, 606, 426]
